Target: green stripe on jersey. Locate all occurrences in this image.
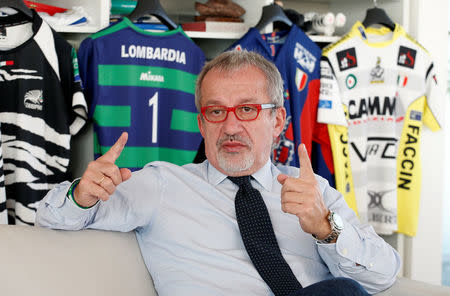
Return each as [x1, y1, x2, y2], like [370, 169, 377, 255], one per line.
[98, 65, 196, 94]
[94, 105, 131, 127]
[99, 146, 196, 167]
[94, 132, 101, 154]
[171, 109, 199, 133]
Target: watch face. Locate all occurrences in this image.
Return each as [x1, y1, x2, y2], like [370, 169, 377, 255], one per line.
[332, 212, 344, 230]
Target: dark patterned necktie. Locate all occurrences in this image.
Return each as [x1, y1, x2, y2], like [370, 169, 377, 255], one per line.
[228, 176, 302, 296]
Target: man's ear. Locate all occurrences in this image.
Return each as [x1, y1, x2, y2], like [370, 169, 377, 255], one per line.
[198, 114, 205, 137]
[273, 107, 286, 138]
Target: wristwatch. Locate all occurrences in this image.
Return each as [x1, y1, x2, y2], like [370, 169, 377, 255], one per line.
[312, 210, 344, 244]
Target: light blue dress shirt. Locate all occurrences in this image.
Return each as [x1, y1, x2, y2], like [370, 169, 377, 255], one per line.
[36, 160, 400, 295]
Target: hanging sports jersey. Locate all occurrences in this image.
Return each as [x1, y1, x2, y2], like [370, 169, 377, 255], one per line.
[78, 18, 205, 171]
[0, 127, 6, 224]
[318, 22, 442, 235]
[0, 11, 87, 225]
[229, 26, 334, 184]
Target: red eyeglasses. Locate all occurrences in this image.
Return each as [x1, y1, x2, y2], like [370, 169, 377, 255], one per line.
[201, 103, 276, 123]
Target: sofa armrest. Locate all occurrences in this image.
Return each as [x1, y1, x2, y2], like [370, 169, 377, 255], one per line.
[375, 277, 450, 296]
[0, 225, 157, 296]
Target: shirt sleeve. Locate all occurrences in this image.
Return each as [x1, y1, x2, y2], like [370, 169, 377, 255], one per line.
[36, 165, 163, 232]
[316, 177, 401, 294]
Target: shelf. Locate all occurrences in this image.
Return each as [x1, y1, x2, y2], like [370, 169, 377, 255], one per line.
[185, 31, 245, 39]
[185, 30, 340, 43]
[309, 35, 340, 43]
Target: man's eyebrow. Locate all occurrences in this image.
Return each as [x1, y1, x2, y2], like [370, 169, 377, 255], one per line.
[203, 99, 225, 106]
[203, 98, 261, 106]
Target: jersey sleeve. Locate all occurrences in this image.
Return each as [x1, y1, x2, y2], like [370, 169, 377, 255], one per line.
[77, 37, 96, 118]
[318, 56, 357, 214]
[54, 33, 88, 136]
[423, 62, 442, 131]
[69, 47, 88, 135]
[307, 65, 335, 186]
[317, 57, 347, 126]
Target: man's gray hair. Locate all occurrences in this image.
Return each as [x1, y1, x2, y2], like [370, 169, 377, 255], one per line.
[195, 50, 284, 112]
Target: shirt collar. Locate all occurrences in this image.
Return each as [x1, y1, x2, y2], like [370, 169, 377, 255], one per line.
[207, 160, 274, 191]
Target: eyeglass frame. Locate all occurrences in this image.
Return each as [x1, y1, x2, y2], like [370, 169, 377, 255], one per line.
[200, 103, 277, 123]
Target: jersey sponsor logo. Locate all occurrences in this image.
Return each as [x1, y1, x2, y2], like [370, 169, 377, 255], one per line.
[320, 81, 333, 95]
[320, 61, 333, 80]
[348, 96, 395, 120]
[351, 137, 397, 162]
[140, 70, 164, 82]
[368, 189, 395, 213]
[370, 57, 384, 83]
[345, 74, 357, 89]
[368, 189, 397, 225]
[409, 110, 422, 121]
[357, 26, 367, 40]
[121, 45, 186, 65]
[234, 44, 243, 51]
[397, 46, 416, 69]
[273, 116, 295, 165]
[295, 68, 308, 91]
[318, 100, 332, 109]
[398, 124, 420, 190]
[24, 90, 44, 110]
[293, 42, 317, 73]
[336, 47, 357, 71]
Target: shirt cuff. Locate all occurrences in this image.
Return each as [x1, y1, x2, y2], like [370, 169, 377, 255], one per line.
[66, 178, 99, 209]
[317, 219, 370, 268]
[44, 180, 99, 218]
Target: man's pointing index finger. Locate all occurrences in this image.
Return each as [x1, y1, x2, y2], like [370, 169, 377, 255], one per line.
[98, 132, 128, 163]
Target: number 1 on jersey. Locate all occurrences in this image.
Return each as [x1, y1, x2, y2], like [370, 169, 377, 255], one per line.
[148, 92, 158, 143]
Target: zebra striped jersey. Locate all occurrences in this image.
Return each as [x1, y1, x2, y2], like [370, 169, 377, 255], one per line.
[0, 11, 87, 225]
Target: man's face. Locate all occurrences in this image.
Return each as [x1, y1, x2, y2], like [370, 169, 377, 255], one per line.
[197, 66, 286, 176]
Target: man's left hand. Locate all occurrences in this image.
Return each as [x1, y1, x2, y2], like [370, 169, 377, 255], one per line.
[277, 144, 331, 239]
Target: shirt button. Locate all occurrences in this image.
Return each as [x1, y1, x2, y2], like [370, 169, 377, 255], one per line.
[342, 248, 348, 256]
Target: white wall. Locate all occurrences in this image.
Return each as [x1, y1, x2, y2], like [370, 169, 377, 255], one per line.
[404, 0, 449, 285]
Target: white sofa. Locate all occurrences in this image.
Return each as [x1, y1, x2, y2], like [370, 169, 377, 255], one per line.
[1, 225, 449, 296]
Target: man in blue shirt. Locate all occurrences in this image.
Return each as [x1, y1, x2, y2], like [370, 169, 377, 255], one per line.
[37, 50, 400, 296]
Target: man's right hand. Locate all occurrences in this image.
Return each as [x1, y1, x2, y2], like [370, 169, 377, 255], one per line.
[73, 132, 132, 208]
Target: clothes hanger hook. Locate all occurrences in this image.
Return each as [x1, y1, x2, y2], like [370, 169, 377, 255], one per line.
[373, 0, 378, 7]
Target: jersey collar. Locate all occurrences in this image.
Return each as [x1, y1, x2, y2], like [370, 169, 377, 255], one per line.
[353, 21, 404, 48]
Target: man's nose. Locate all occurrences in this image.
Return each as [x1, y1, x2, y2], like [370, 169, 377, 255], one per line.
[222, 110, 243, 133]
